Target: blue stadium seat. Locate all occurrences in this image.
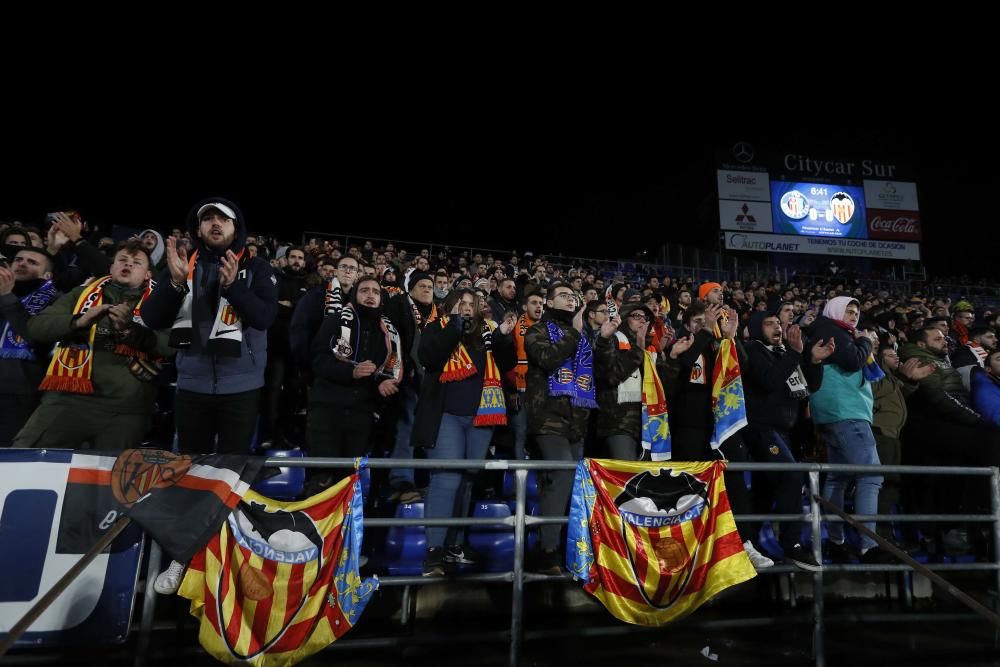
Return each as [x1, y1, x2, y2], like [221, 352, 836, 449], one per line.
[502, 470, 540, 501]
[251, 449, 305, 500]
[467, 501, 514, 573]
[384, 502, 426, 576]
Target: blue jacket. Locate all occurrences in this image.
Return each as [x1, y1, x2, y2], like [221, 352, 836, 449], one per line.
[140, 197, 278, 395]
[971, 368, 1000, 429]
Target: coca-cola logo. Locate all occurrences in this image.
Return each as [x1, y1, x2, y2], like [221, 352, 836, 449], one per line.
[870, 216, 918, 233]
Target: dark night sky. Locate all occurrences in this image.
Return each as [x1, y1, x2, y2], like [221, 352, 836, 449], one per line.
[2, 109, 995, 276]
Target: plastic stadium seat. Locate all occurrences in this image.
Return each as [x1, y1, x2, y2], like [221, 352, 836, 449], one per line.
[251, 449, 305, 500]
[467, 501, 514, 573]
[384, 502, 426, 576]
[502, 470, 540, 500]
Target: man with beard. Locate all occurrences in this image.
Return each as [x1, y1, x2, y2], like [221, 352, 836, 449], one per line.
[263, 246, 310, 446]
[743, 310, 833, 569]
[489, 277, 519, 321]
[140, 198, 278, 454]
[0, 247, 61, 445]
[307, 276, 401, 493]
[671, 288, 692, 329]
[14, 240, 172, 449]
[509, 288, 544, 460]
[900, 326, 1000, 555]
[952, 324, 997, 391]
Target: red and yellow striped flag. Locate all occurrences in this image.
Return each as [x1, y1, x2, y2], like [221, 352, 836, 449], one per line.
[179, 472, 377, 666]
[567, 459, 755, 626]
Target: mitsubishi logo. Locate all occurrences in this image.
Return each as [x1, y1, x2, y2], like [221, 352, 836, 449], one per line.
[734, 203, 756, 223]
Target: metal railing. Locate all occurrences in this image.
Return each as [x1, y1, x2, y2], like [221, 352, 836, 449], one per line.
[122, 458, 1000, 667]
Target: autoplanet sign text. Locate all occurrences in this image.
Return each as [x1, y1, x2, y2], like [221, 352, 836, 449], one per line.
[725, 232, 920, 261]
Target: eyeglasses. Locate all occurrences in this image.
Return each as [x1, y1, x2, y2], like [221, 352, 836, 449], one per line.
[337, 265, 358, 273]
[628, 313, 649, 322]
[595, 308, 609, 314]
[553, 292, 576, 301]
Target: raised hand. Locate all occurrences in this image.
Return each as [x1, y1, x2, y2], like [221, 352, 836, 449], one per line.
[165, 236, 189, 285]
[0, 266, 14, 296]
[600, 314, 621, 339]
[705, 304, 722, 328]
[53, 212, 83, 243]
[811, 337, 836, 363]
[499, 313, 516, 336]
[670, 334, 695, 359]
[635, 321, 650, 347]
[900, 357, 935, 381]
[719, 307, 738, 339]
[219, 250, 239, 289]
[786, 325, 804, 353]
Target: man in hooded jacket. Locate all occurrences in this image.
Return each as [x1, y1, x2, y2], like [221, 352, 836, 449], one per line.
[140, 197, 278, 455]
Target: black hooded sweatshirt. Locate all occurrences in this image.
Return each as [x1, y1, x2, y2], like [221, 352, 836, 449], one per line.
[744, 311, 823, 432]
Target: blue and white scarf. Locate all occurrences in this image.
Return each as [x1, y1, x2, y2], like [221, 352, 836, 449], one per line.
[546, 321, 598, 409]
[0, 280, 59, 360]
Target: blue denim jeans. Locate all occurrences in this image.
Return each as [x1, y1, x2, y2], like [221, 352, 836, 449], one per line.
[424, 413, 495, 549]
[389, 384, 419, 489]
[819, 419, 883, 551]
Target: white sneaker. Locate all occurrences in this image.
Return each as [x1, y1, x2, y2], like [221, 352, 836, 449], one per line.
[153, 560, 186, 595]
[743, 540, 774, 570]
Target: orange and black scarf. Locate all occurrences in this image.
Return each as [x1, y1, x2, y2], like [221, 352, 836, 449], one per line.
[512, 313, 535, 392]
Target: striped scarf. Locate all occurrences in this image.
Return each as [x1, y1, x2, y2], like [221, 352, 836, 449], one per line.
[437, 316, 506, 426]
[512, 313, 534, 392]
[709, 338, 748, 449]
[612, 333, 671, 459]
[329, 303, 404, 384]
[39, 276, 155, 394]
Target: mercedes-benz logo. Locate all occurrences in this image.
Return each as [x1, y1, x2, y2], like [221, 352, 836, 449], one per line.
[732, 141, 754, 163]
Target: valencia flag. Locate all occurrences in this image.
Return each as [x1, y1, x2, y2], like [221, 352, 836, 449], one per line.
[178, 469, 377, 666]
[567, 459, 755, 626]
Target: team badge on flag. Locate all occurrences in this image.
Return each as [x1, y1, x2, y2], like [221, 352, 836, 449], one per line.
[179, 467, 377, 666]
[567, 459, 755, 626]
